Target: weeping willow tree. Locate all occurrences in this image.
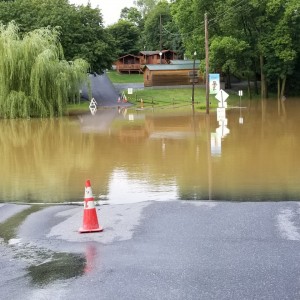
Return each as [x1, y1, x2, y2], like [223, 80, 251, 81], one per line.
[0, 22, 89, 118]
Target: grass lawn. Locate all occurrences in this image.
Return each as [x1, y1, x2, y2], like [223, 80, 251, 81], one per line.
[106, 70, 143, 83]
[125, 86, 246, 110]
[67, 70, 250, 114]
[106, 70, 243, 108]
[126, 87, 219, 110]
[66, 101, 89, 115]
[67, 89, 242, 115]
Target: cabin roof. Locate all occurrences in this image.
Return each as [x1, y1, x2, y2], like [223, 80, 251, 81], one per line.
[170, 59, 200, 64]
[140, 50, 177, 56]
[143, 63, 200, 71]
[117, 54, 140, 60]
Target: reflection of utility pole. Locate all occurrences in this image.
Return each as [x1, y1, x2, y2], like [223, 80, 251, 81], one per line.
[206, 114, 212, 200]
[205, 13, 210, 114]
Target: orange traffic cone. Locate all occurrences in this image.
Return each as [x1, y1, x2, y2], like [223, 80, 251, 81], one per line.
[79, 180, 103, 233]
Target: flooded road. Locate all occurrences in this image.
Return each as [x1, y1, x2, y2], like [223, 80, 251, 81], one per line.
[1, 97, 300, 299]
[0, 98, 299, 204]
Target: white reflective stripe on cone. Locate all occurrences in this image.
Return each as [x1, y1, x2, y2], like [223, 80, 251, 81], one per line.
[85, 187, 93, 198]
[84, 200, 95, 209]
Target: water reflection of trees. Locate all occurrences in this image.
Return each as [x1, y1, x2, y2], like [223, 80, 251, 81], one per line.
[0, 119, 101, 202]
[1, 101, 300, 203]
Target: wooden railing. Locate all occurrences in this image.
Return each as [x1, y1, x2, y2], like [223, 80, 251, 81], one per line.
[117, 64, 141, 71]
[140, 59, 167, 65]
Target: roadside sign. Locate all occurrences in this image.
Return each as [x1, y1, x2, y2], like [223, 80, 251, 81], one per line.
[215, 89, 229, 108]
[128, 88, 133, 95]
[238, 90, 243, 96]
[217, 107, 226, 122]
[215, 89, 229, 102]
[218, 102, 227, 108]
[89, 98, 97, 115]
[209, 74, 220, 94]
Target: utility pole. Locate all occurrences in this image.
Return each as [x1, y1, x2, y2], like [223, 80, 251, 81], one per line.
[160, 14, 162, 64]
[205, 12, 209, 114]
[192, 51, 196, 105]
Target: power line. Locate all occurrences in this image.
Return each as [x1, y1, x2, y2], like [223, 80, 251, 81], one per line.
[162, 0, 250, 37]
[208, 0, 250, 26]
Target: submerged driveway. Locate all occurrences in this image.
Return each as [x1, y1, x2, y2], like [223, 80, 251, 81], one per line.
[81, 73, 133, 107]
[0, 201, 300, 300]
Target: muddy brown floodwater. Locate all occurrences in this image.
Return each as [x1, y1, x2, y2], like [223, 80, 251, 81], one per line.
[0, 97, 299, 204]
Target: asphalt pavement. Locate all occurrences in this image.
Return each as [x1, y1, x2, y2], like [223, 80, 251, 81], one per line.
[0, 200, 300, 300]
[81, 73, 134, 107]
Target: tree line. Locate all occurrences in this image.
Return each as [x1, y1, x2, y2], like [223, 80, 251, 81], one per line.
[102, 0, 300, 97]
[1, 0, 299, 99]
[0, 22, 88, 118]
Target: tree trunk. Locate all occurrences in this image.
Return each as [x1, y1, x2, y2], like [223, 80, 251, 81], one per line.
[260, 55, 267, 98]
[254, 77, 259, 95]
[280, 76, 287, 117]
[253, 59, 259, 95]
[277, 78, 281, 115]
[225, 68, 231, 89]
[228, 71, 231, 89]
[280, 76, 286, 99]
[247, 74, 252, 99]
[277, 76, 287, 117]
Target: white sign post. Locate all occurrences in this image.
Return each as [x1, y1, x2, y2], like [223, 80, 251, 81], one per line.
[215, 89, 230, 140]
[238, 90, 243, 124]
[217, 107, 226, 122]
[215, 89, 229, 108]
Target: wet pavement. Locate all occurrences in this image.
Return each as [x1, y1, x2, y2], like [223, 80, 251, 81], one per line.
[80, 73, 135, 107]
[1, 200, 300, 299]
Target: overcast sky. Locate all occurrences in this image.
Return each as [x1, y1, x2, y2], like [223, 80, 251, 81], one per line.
[68, 0, 135, 26]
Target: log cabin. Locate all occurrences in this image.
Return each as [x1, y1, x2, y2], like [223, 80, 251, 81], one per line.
[113, 50, 178, 73]
[139, 50, 178, 65]
[143, 61, 202, 87]
[114, 54, 142, 74]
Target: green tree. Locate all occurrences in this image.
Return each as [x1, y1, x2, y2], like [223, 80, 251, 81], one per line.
[107, 20, 140, 57]
[220, 0, 299, 97]
[210, 36, 251, 89]
[134, 0, 159, 18]
[263, 0, 299, 97]
[171, 0, 221, 58]
[172, 0, 300, 97]
[120, 7, 143, 26]
[0, 0, 116, 72]
[142, 0, 183, 54]
[0, 22, 89, 118]
[68, 4, 116, 73]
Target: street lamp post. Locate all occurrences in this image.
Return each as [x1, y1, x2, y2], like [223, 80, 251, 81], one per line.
[192, 51, 197, 105]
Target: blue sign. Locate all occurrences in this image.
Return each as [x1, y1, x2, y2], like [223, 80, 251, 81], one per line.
[209, 74, 220, 94]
